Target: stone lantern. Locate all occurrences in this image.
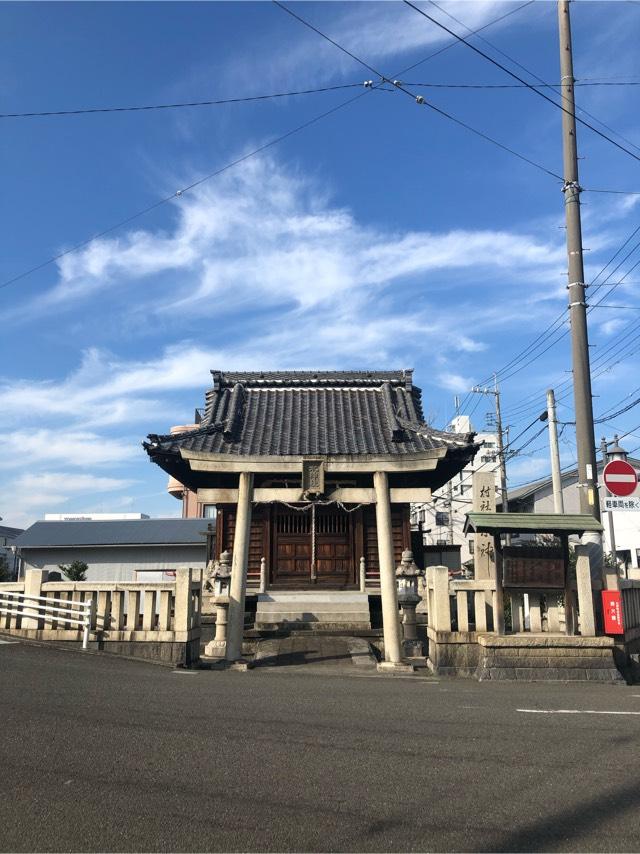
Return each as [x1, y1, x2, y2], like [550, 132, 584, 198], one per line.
[204, 550, 232, 658]
[396, 549, 424, 657]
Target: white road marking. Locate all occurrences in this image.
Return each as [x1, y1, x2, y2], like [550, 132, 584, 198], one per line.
[172, 669, 198, 674]
[517, 708, 640, 716]
[0, 639, 18, 644]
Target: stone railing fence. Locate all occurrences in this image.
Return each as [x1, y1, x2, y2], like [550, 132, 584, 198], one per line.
[425, 546, 598, 638]
[0, 567, 201, 665]
[425, 566, 498, 633]
[620, 579, 640, 645]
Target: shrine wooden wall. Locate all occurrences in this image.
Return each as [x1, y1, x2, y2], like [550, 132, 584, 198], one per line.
[216, 503, 410, 588]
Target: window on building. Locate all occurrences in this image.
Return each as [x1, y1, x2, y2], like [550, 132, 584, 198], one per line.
[202, 504, 216, 519]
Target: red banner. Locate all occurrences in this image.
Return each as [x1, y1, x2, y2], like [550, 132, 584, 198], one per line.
[602, 591, 624, 635]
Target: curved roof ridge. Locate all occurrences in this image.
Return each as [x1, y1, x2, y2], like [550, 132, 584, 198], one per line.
[211, 369, 414, 388]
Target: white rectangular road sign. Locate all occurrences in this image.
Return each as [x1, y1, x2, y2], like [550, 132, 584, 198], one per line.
[604, 497, 640, 511]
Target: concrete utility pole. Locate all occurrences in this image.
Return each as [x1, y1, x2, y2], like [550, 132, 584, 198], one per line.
[470, 376, 508, 513]
[493, 374, 509, 515]
[447, 478, 454, 545]
[558, 2, 600, 530]
[546, 389, 565, 513]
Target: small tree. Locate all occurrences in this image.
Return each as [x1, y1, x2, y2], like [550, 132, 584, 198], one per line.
[0, 554, 11, 582]
[58, 560, 88, 581]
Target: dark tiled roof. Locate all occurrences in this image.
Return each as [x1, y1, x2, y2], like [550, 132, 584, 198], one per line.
[145, 369, 475, 458]
[13, 519, 208, 549]
[0, 525, 23, 540]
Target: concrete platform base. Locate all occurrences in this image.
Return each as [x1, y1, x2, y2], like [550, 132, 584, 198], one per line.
[476, 634, 623, 682]
[204, 658, 254, 671]
[377, 660, 420, 674]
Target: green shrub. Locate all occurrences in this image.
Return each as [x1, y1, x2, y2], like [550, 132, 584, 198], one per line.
[58, 560, 88, 581]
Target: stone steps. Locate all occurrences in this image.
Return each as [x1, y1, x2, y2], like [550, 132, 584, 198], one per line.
[255, 591, 371, 630]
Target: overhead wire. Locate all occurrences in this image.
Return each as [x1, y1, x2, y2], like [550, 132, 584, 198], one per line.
[405, 0, 640, 162]
[273, 1, 563, 181]
[8, 77, 639, 122]
[0, 0, 535, 295]
[474, 222, 640, 414]
[0, 83, 375, 119]
[488, 225, 640, 422]
[270, 0, 581, 434]
[429, 0, 640, 160]
[0, 88, 378, 293]
[424, 0, 640, 159]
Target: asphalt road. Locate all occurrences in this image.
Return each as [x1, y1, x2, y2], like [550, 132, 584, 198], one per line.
[1, 640, 639, 853]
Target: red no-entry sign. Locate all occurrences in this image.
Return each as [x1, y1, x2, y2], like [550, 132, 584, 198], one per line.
[603, 459, 638, 497]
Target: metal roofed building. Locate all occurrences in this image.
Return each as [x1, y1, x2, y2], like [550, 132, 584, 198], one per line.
[13, 518, 207, 582]
[144, 369, 477, 667]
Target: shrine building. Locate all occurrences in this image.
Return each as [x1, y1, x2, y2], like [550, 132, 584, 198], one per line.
[144, 370, 477, 666]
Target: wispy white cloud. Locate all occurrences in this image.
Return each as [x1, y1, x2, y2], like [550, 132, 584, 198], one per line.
[437, 371, 473, 393]
[0, 430, 138, 470]
[234, 1, 521, 91]
[2, 472, 138, 530]
[16, 158, 565, 323]
[0, 153, 613, 528]
[507, 455, 550, 483]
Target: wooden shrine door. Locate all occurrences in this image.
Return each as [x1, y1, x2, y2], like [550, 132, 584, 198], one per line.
[271, 505, 356, 589]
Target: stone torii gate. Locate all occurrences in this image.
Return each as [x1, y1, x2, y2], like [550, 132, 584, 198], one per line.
[144, 370, 478, 670]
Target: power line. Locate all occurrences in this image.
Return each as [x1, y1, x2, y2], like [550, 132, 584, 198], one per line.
[482, 223, 640, 422]
[0, 0, 536, 295]
[274, 1, 562, 181]
[0, 88, 379, 293]
[594, 303, 640, 310]
[425, 0, 640, 159]
[407, 80, 640, 90]
[273, 0, 565, 435]
[405, 0, 640, 163]
[0, 83, 373, 119]
[9, 78, 639, 121]
[586, 188, 640, 196]
[377, 1, 535, 79]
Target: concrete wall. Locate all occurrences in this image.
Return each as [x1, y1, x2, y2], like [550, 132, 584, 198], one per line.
[20, 545, 206, 582]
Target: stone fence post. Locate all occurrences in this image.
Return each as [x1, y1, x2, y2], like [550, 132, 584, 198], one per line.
[174, 568, 194, 636]
[575, 545, 596, 637]
[23, 569, 47, 629]
[431, 565, 452, 633]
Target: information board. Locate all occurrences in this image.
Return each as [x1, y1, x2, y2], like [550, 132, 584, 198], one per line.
[503, 546, 565, 588]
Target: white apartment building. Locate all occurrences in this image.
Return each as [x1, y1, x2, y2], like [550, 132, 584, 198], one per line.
[411, 415, 501, 565]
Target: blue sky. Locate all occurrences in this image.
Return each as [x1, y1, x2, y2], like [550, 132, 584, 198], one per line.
[2, 1, 640, 528]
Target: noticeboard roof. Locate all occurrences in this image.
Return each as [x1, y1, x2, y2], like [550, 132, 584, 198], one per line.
[464, 512, 603, 536]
